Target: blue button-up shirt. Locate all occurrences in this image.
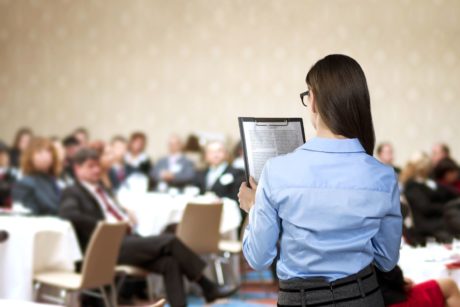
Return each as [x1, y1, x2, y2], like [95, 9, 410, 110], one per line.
[243, 137, 402, 281]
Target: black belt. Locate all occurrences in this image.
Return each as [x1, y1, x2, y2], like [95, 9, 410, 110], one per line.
[278, 265, 380, 307]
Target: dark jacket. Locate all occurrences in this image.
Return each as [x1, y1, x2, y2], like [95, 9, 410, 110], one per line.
[404, 179, 457, 239]
[375, 266, 407, 305]
[108, 164, 134, 192]
[194, 164, 244, 201]
[0, 169, 15, 207]
[12, 174, 60, 215]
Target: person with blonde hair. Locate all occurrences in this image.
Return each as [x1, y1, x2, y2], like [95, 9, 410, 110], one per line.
[401, 152, 457, 243]
[12, 137, 62, 215]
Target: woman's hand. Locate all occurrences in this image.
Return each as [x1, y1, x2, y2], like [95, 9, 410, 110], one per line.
[238, 177, 257, 213]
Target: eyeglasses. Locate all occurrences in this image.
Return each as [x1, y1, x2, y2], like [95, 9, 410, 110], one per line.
[300, 90, 310, 107]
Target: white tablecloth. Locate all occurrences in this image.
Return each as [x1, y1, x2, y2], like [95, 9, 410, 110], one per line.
[399, 243, 460, 284]
[0, 216, 82, 300]
[117, 192, 242, 237]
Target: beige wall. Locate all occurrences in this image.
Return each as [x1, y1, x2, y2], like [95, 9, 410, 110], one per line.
[0, 0, 459, 165]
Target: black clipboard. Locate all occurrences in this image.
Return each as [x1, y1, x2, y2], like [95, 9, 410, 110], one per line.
[238, 117, 306, 186]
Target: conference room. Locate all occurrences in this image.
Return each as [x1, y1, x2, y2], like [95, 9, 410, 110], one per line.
[1, 0, 460, 306]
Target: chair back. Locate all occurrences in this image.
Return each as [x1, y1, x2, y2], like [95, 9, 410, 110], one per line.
[176, 202, 223, 254]
[80, 222, 128, 288]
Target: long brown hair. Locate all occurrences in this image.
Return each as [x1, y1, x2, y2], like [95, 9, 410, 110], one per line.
[21, 137, 61, 177]
[306, 54, 375, 155]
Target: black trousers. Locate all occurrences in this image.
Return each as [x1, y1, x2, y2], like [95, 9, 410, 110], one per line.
[118, 233, 206, 307]
[278, 265, 384, 307]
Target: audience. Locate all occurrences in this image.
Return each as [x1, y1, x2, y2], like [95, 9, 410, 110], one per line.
[125, 131, 152, 176]
[0, 141, 15, 208]
[183, 134, 205, 170]
[61, 135, 81, 185]
[194, 140, 244, 201]
[376, 142, 401, 174]
[12, 137, 61, 215]
[59, 148, 237, 306]
[151, 134, 195, 190]
[400, 152, 457, 243]
[108, 136, 133, 192]
[9, 127, 33, 170]
[431, 142, 451, 167]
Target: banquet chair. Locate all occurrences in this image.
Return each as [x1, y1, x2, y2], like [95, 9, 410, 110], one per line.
[150, 298, 166, 307]
[33, 222, 128, 307]
[176, 202, 228, 284]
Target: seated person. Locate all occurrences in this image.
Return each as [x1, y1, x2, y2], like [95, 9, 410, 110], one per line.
[194, 141, 244, 201]
[376, 142, 401, 174]
[61, 135, 81, 185]
[377, 265, 460, 307]
[9, 127, 33, 170]
[151, 134, 195, 190]
[431, 142, 451, 168]
[108, 136, 133, 192]
[12, 137, 61, 215]
[59, 148, 236, 307]
[73, 127, 90, 146]
[125, 131, 152, 176]
[433, 157, 460, 195]
[401, 152, 458, 243]
[0, 141, 15, 208]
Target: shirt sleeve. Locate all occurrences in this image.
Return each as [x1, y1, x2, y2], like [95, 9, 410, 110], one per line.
[371, 177, 402, 271]
[242, 161, 280, 271]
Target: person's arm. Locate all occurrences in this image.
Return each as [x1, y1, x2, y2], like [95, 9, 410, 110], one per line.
[372, 178, 402, 271]
[242, 161, 280, 271]
[59, 191, 98, 233]
[12, 179, 39, 214]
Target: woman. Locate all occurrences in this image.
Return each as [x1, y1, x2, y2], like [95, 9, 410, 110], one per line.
[0, 141, 15, 208]
[400, 152, 457, 243]
[238, 54, 401, 306]
[9, 127, 33, 170]
[125, 132, 152, 176]
[12, 137, 61, 215]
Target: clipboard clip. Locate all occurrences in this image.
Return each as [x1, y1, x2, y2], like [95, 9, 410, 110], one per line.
[255, 120, 288, 126]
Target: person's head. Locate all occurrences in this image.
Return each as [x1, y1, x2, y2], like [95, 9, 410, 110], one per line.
[305, 54, 375, 155]
[433, 158, 459, 184]
[168, 134, 183, 155]
[431, 143, 450, 166]
[62, 135, 81, 161]
[52, 139, 66, 166]
[400, 152, 432, 185]
[21, 137, 60, 177]
[128, 132, 147, 155]
[376, 142, 395, 165]
[0, 141, 10, 168]
[110, 136, 128, 162]
[73, 148, 102, 184]
[205, 141, 228, 167]
[73, 127, 89, 146]
[12, 127, 33, 151]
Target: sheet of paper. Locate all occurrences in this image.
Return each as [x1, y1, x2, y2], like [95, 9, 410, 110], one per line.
[240, 118, 305, 182]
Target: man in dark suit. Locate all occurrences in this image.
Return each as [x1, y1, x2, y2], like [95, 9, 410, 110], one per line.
[59, 148, 236, 307]
[194, 141, 244, 201]
[151, 134, 196, 190]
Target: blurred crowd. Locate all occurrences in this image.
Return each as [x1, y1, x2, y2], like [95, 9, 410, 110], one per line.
[0, 127, 246, 216]
[1, 127, 460, 248]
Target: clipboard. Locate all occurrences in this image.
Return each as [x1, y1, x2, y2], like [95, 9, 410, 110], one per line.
[238, 117, 306, 186]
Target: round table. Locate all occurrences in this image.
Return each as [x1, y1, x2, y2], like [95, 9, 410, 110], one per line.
[0, 216, 82, 300]
[398, 243, 460, 284]
[117, 192, 243, 238]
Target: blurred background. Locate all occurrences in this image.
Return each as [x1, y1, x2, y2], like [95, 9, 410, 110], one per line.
[0, 0, 459, 164]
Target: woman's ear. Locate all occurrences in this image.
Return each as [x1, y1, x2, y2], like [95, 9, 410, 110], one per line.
[310, 91, 317, 114]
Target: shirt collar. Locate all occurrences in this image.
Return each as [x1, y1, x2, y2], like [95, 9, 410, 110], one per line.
[299, 137, 365, 153]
